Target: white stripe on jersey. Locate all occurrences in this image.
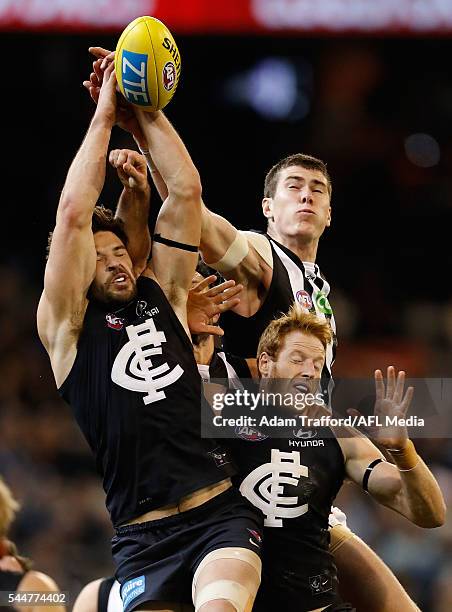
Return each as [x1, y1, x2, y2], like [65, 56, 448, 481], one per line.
[107, 580, 121, 612]
[270, 240, 336, 376]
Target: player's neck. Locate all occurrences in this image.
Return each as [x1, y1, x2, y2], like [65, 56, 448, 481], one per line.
[193, 335, 215, 365]
[268, 228, 318, 263]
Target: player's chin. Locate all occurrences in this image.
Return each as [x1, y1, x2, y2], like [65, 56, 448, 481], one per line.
[107, 284, 137, 303]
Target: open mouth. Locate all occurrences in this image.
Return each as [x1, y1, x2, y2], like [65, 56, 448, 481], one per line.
[294, 383, 309, 393]
[111, 273, 129, 285]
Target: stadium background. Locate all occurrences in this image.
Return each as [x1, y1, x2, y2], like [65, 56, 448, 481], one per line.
[1, 2, 452, 609]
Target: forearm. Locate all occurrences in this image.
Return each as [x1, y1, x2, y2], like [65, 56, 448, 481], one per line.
[59, 115, 112, 226]
[370, 442, 446, 527]
[135, 110, 201, 199]
[387, 442, 446, 528]
[137, 147, 169, 201]
[115, 185, 151, 271]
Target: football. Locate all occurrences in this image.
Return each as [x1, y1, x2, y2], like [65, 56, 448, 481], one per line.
[115, 16, 181, 112]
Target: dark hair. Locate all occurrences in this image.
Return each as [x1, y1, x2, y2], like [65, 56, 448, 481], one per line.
[264, 153, 332, 199]
[91, 206, 128, 246]
[46, 206, 128, 259]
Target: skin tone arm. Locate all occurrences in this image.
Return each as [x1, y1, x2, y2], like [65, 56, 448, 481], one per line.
[134, 108, 202, 331]
[109, 148, 151, 275]
[85, 60, 152, 275]
[37, 63, 117, 386]
[337, 367, 446, 528]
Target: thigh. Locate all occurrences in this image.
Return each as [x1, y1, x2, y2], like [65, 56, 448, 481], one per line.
[192, 547, 261, 612]
[332, 531, 420, 612]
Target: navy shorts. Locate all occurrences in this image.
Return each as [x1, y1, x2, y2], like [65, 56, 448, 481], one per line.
[253, 528, 343, 612]
[112, 487, 263, 612]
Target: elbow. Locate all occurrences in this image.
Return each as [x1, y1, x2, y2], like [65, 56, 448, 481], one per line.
[414, 514, 445, 529]
[429, 501, 447, 528]
[57, 196, 91, 229]
[413, 501, 447, 529]
[171, 169, 202, 204]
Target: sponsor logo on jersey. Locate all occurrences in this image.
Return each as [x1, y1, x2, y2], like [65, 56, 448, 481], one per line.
[240, 449, 309, 527]
[309, 572, 332, 595]
[208, 447, 230, 468]
[314, 291, 333, 315]
[121, 575, 145, 609]
[292, 427, 317, 439]
[235, 426, 268, 441]
[295, 290, 313, 310]
[162, 61, 176, 91]
[136, 300, 159, 318]
[289, 439, 325, 448]
[111, 317, 184, 405]
[106, 313, 124, 330]
[247, 528, 263, 548]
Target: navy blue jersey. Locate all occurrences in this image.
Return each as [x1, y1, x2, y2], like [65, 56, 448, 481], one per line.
[224, 410, 345, 606]
[59, 276, 234, 527]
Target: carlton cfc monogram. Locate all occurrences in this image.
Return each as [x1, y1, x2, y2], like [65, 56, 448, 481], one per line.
[111, 317, 184, 404]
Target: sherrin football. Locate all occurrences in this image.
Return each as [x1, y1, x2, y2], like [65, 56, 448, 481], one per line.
[115, 16, 181, 112]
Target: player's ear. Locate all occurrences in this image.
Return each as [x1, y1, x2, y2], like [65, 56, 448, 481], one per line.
[262, 197, 273, 220]
[258, 352, 271, 377]
[326, 205, 331, 227]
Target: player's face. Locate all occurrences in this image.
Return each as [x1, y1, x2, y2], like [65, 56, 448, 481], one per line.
[264, 166, 331, 241]
[90, 231, 137, 305]
[260, 330, 325, 396]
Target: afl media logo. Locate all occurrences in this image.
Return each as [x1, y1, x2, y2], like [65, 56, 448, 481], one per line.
[296, 290, 312, 310]
[162, 62, 176, 91]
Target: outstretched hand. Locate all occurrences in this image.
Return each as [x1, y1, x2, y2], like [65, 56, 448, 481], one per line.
[82, 48, 147, 148]
[187, 276, 242, 337]
[348, 366, 414, 450]
[95, 62, 117, 125]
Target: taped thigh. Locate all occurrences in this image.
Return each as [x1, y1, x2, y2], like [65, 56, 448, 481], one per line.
[329, 523, 355, 555]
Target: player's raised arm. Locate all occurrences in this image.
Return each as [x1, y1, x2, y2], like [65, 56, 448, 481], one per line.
[339, 367, 446, 528]
[109, 148, 151, 276]
[37, 64, 117, 379]
[136, 110, 202, 306]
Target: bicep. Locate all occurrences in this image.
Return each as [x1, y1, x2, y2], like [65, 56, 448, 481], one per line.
[201, 210, 268, 289]
[44, 219, 96, 311]
[151, 192, 201, 297]
[39, 218, 96, 345]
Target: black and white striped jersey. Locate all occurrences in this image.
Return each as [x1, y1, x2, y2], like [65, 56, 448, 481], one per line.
[221, 233, 337, 395]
